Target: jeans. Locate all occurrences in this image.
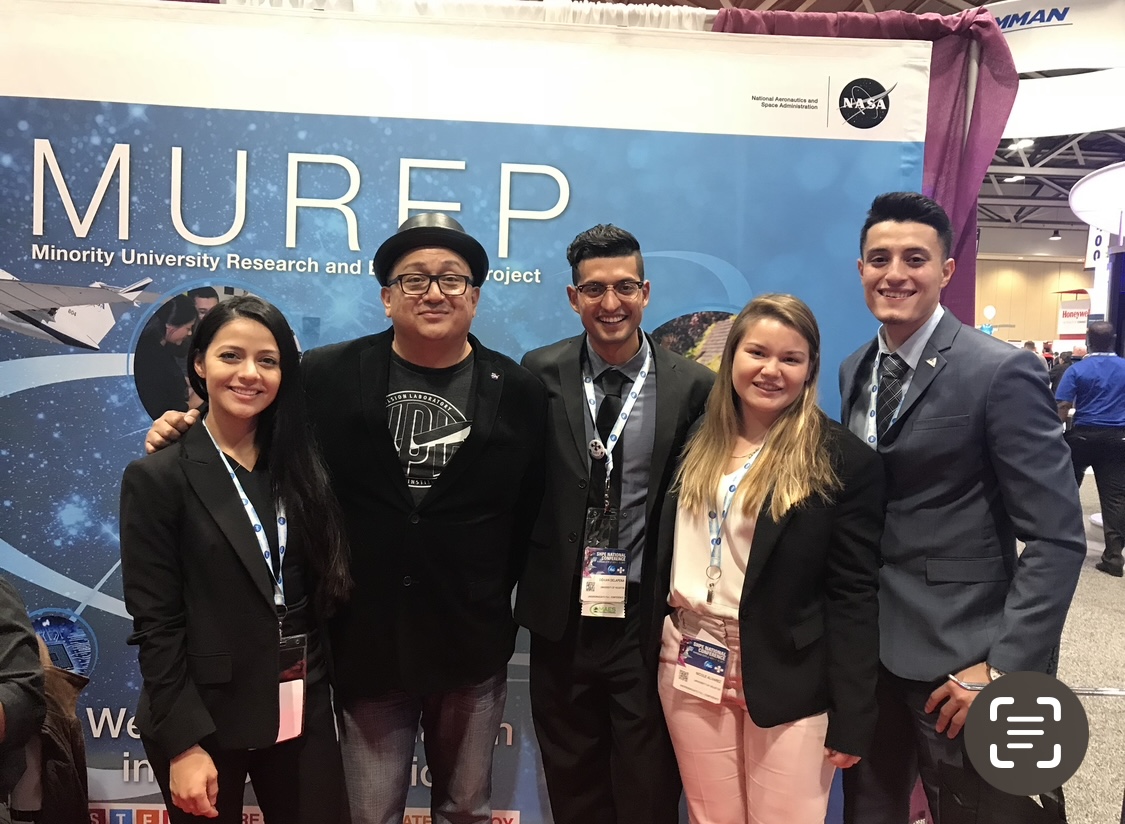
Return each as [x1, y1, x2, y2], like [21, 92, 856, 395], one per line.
[339, 668, 507, 824]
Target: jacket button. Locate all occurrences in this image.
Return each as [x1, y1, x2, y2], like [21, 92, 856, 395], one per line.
[403, 576, 412, 586]
[409, 514, 420, 524]
[578, 479, 587, 489]
[568, 531, 578, 542]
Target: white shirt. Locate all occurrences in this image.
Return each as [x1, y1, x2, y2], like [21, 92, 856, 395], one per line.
[668, 471, 758, 620]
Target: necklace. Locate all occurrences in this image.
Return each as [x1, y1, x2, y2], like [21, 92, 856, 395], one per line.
[731, 445, 764, 459]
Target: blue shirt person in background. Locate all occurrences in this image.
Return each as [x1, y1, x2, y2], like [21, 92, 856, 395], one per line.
[1057, 320, 1125, 577]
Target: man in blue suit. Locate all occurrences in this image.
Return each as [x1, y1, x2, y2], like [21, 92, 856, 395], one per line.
[839, 192, 1086, 823]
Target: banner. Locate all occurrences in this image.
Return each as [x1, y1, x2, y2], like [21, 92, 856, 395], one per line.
[0, 1, 928, 820]
[1058, 297, 1091, 339]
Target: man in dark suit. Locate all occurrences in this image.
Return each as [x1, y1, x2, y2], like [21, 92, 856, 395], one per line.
[838, 193, 1086, 823]
[514, 225, 714, 824]
[147, 214, 546, 824]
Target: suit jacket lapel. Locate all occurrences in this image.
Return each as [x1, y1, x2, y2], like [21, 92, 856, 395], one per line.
[559, 337, 589, 465]
[883, 310, 958, 441]
[646, 340, 683, 525]
[740, 500, 796, 602]
[179, 425, 276, 609]
[359, 333, 414, 508]
[841, 341, 878, 423]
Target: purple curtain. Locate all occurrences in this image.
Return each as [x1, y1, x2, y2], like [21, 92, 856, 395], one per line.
[713, 8, 1018, 325]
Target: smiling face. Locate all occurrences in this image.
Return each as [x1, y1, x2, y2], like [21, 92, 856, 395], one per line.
[731, 317, 811, 429]
[859, 220, 955, 347]
[382, 247, 479, 355]
[193, 317, 281, 423]
[567, 255, 650, 364]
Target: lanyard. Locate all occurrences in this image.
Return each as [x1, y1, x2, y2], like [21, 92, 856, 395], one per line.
[203, 419, 287, 608]
[583, 341, 653, 487]
[704, 447, 762, 603]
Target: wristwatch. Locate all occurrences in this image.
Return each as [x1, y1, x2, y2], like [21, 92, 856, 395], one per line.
[988, 665, 1005, 682]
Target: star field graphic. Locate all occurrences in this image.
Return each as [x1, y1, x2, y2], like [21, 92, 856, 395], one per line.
[0, 95, 921, 810]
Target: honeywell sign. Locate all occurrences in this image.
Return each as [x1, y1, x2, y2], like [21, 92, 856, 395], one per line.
[1058, 297, 1091, 339]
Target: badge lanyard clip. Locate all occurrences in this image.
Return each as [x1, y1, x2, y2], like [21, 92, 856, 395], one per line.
[705, 447, 762, 605]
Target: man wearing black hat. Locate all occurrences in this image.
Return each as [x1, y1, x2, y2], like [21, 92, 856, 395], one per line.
[145, 214, 546, 824]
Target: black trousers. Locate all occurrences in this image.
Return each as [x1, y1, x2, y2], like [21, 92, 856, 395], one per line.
[842, 666, 1064, 824]
[1067, 426, 1125, 566]
[143, 680, 349, 824]
[529, 581, 681, 824]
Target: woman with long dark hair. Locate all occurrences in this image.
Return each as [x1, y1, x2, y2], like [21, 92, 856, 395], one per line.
[134, 294, 197, 419]
[120, 295, 351, 823]
[656, 294, 884, 824]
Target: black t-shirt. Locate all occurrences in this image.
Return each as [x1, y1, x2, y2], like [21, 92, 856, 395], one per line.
[232, 459, 325, 683]
[387, 351, 475, 504]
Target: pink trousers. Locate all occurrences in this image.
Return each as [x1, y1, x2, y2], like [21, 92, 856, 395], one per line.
[657, 611, 835, 824]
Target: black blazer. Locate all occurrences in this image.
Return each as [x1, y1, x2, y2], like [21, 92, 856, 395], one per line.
[654, 419, 885, 758]
[303, 330, 546, 700]
[120, 424, 304, 759]
[514, 333, 714, 664]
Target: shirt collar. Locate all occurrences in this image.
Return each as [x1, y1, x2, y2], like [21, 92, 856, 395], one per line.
[585, 332, 650, 381]
[878, 305, 944, 371]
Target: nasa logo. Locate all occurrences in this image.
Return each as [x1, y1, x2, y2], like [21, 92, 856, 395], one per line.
[838, 79, 896, 130]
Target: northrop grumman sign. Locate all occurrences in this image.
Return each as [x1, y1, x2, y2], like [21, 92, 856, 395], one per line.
[996, 6, 1070, 32]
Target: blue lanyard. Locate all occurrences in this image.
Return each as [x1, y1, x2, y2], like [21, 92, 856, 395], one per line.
[203, 419, 287, 607]
[704, 448, 762, 603]
[582, 343, 653, 478]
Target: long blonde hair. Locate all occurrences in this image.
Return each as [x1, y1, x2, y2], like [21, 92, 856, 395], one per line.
[676, 294, 839, 521]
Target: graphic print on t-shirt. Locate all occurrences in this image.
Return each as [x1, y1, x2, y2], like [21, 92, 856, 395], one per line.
[387, 390, 472, 491]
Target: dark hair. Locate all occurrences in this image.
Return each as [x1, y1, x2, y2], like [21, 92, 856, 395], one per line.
[157, 294, 197, 327]
[566, 224, 644, 285]
[187, 296, 352, 612]
[1087, 321, 1116, 353]
[188, 286, 220, 301]
[860, 192, 954, 260]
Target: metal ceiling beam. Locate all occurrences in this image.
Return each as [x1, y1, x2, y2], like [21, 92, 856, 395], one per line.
[985, 165, 1091, 178]
[978, 196, 1071, 207]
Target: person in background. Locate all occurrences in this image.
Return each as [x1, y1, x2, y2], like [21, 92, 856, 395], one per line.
[122, 296, 352, 823]
[1056, 321, 1125, 578]
[839, 192, 1085, 823]
[0, 576, 46, 824]
[1051, 344, 1085, 396]
[134, 294, 197, 419]
[190, 287, 220, 322]
[1023, 340, 1049, 371]
[656, 293, 883, 824]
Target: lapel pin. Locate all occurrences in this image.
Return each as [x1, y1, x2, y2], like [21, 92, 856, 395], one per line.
[925, 357, 937, 367]
[490, 372, 500, 380]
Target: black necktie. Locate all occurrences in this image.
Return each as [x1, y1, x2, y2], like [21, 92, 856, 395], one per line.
[589, 369, 628, 517]
[876, 353, 908, 440]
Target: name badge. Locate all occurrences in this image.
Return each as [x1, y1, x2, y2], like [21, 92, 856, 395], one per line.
[673, 633, 730, 704]
[580, 547, 627, 618]
[277, 634, 307, 743]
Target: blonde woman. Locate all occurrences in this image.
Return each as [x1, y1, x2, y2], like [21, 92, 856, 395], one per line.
[655, 294, 884, 824]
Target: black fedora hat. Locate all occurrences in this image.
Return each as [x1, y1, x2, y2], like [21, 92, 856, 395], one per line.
[372, 213, 489, 287]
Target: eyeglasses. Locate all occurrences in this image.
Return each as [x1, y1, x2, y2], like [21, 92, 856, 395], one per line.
[390, 273, 474, 296]
[573, 280, 645, 299]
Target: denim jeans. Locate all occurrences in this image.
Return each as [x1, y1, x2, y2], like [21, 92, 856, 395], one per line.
[339, 668, 507, 824]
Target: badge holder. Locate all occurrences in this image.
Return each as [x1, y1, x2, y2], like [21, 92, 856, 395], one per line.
[672, 628, 730, 704]
[580, 506, 627, 619]
[277, 633, 307, 743]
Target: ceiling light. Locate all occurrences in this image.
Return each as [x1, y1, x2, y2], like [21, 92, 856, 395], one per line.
[1049, 229, 1062, 241]
[1010, 139, 1034, 150]
[1003, 175, 1025, 182]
